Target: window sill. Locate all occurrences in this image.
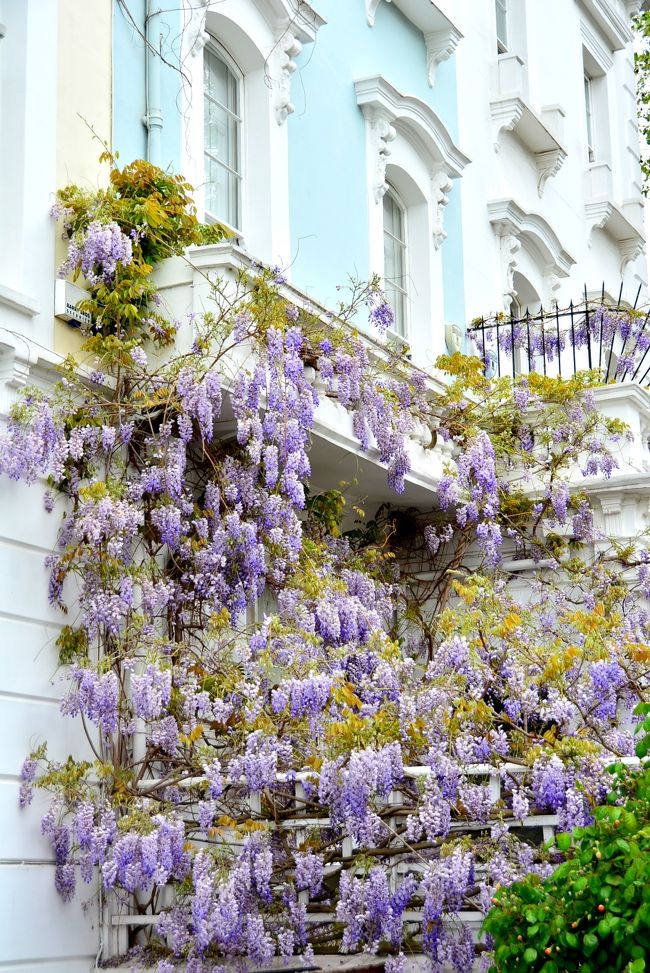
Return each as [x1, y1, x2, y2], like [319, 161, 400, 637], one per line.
[490, 95, 567, 196]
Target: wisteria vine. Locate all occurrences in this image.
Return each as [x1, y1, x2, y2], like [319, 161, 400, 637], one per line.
[3, 161, 650, 973]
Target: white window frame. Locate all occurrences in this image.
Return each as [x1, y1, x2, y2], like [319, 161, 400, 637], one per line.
[584, 70, 595, 164]
[580, 24, 613, 170]
[180, 1, 318, 269]
[383, 186, 409, 339]
[203, 38, 244, 232]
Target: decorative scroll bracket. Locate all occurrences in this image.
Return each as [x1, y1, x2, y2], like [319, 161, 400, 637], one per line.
[431, 169, 453, 249]
[424, 26, 462, 86]
[360, 105, 397, 203]
[274, 32, 303, 125]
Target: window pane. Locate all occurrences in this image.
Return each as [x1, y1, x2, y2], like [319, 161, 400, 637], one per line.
[496, 0, 508, 51]
[204, 48, 231, 107]
[204, 45, 241, 228]
[383, 190, 407, 338]
[383, 192, 396, 237]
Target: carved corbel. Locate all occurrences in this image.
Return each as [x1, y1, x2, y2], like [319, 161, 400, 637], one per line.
[543, 269, 562, 307]
[599, 496, 623, 538]
[366, 0, 385, 26]
[274, 32, 303, 125]
[424, 27, 462, 87]
[492, 222, 521, 312]
[431, 170, 453, 250]
[0, 343, 33, 416]
[536, 147, 566, 198]
[620, 237, 645, 276]
[491, 99, 524, 152]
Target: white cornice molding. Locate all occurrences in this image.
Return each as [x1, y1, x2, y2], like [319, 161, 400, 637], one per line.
[580, 0, 632, 52]
[354, 75, 471, 178]
[186, 0, 325, 59]
[488, 198, 576, 278]
[366, 0, 460, 32]
[580, 17, 614, 71]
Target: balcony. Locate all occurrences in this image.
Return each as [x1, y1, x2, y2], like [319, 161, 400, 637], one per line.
[584, 163, 645, 275]
[490, 56, 566, 196]
[153, 243, 452, 508]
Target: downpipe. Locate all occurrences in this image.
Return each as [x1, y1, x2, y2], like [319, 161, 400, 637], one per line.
[144, 0, 163, 166]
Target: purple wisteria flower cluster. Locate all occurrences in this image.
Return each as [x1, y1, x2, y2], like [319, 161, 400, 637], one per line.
[57, 219, 134, 285]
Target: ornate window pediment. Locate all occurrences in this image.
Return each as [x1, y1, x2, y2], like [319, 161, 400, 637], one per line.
[488, 199, 576, 311]
[355, 75, 470, 194]
[187, 0, 324, 58]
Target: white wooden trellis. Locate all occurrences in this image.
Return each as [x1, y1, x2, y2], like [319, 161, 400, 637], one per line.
[106, 759, 583, 956]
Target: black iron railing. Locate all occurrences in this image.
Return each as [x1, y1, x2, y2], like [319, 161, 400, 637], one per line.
[467, 283, 650, 384]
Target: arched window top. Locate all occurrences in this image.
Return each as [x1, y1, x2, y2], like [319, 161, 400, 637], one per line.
[203, 40, 242, 229]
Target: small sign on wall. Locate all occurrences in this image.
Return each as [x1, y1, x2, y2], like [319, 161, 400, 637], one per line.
[54, 279, 92, 328]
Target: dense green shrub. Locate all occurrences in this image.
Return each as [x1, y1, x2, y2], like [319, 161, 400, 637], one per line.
[483, 706, 650, 973]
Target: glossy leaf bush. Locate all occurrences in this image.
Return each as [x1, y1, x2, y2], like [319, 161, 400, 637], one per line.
[483, 708, 650, 973]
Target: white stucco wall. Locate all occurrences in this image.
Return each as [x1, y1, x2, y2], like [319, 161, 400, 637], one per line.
[0, 1, 110, 968]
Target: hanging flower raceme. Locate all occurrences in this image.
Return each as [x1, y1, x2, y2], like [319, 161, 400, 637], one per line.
[58, 219, 134, 285]
[439, 430, 502, 563]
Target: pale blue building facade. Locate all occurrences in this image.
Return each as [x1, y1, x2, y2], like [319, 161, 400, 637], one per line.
[111, 0, 469, 370]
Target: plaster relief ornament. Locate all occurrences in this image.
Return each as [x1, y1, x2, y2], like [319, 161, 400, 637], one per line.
[425, 27, 462, 87]
[274, 31, 303, 124]
[543, 268, 562, 306]
[431, 169, 453, 249]
[187, 0, 210, 58]
[366, 110, 397, 203]
[498, 231, 521, 311]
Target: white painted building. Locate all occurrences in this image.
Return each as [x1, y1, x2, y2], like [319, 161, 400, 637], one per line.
[0, 1, 649, 970]
[454, 0, 647, 320]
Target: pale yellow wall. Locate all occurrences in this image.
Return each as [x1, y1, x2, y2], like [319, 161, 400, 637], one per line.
[55, 0, 113, 358]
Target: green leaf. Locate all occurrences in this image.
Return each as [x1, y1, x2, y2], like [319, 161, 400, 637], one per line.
[556, 832, 572, 852]
[524, 948, 538, 964]
[583, 932, 598, 956]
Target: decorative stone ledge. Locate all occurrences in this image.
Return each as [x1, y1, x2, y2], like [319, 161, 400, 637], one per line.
[488, 198, 575, 310]
[354, 75, 470, 179]
[0, 282, 40, 318]
[585, 198, 645, 274]
[490, 96, 567, 196]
